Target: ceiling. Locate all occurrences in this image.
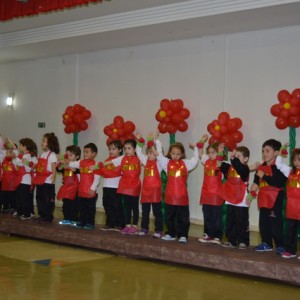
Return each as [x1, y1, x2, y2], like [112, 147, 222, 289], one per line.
[1, 0, 300, 63]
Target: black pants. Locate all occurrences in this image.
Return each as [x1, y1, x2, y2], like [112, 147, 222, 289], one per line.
[284, 219, 299, 254]
[202, 204, 223, 239]
[29, 186, 35, 215]
[103, 188, 125, 228]
[122, 194, 139, 226]
[62, 197, 79, 222]
[78, 195, 98, 226]
[165, 204, 190, 238]
[226, 204, 249, 246]
[1, 190, 17, 211]
[259, 194, 284, 248]
[16, 184, 31, 217]
[141, 202, 163, 232]
[36, 183, 55, 221]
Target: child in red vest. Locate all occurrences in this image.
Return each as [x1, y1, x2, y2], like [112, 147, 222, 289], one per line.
[1, 139, 18, 213]
[220, 146, 250, 249]
[12, 138, 37, 220]
[248, 139, 288, 255]
[155, 138, 199, 243]
[105, 139, 141, 235]
[198, 135, 224, 244]
[0, 135, 3, 212]
[96, 140, 124, 231]
[281, 148, 300, 259]
[68, 143, 100, 229]
[33, 132, 60, 223]
[57, 145, 81, 225]
[136, 134, 163, 238]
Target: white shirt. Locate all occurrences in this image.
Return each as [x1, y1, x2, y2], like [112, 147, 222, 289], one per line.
[136, 145, 162, 173]
[39, 151, 57, 184]
[14, 153, 32, 185]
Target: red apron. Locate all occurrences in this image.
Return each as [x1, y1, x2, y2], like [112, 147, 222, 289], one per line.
[257, 165, 281, 209]
[96, 156, 122, 178]
[33, 152, 52, 185]
[165, 160, 189, 206]
[15, 154, 31, 187]
[78, 159, 96, 198]
[221, 166, 247, 205]
[57, 168, 79, 200]
[1, 156, 17, 191]
[286, 169, 300, 220]
[117, 156, 141, 196]
[200, 159, 223, 206]
[141, 160, 162, 203]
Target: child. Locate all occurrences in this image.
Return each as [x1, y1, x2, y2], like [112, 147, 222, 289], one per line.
[281, 148, 300, 259]
[136, 134, 163, 238]
[68, 143, 100, 229]
[105, 139, 141, 235]
[198, 135, 224, 244]
[155, 138, 198, 243]
[33, 132, 60, 223]
[0, 139, 18, 213]
[220, 146, 250, 249]
[248, 139, 288, 254]
[0, 135, 5, 212]
[96, 140, 125, 231]
[57, 145, 81, 225]
[13, 138, 37, 220]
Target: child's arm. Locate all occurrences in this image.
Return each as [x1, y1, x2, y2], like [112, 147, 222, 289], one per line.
[246, 182, 259, 206]
[275, 155, 291, 177]
[154, 139, 169, 172]
[184, 143, 199, 171]
[50, 162, 56, 184]
[89, 174, 101, 197]
[196, 134, 208, 160]
[135, 134, 147, 166]
[68, 161, 80, 169]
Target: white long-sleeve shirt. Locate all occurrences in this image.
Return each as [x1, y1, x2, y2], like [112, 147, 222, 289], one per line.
[136, 145, 162, 173]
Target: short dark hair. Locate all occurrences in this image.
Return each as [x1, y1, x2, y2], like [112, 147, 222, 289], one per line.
[84, 143, 98, 154]
[262, 139, 281, 151]
[19, 138, 37, 157]
[124, 139, 137, 149]
[109, 140, 123, 150]
[236, 146, 250, 159]
[66, 145, 81, 160]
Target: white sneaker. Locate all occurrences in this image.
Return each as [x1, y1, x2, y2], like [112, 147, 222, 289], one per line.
[161, 234, 176, 241]
[179, 237, 187, 243]
[211, 238, 221, 244]
[238, 243, 247, 250]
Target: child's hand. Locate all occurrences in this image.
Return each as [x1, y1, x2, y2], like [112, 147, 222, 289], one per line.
[154, 131, 159, 140]
[189, 143, 195, 150]
[249, 162, 260, 172]
[256, 170, 264, 178]
[135, 132, 142, 140]
[230, 149, 236, 159]
[89, 165, 96, 171]
[89, 189, 96, 197]
[200, 134, 208, 142]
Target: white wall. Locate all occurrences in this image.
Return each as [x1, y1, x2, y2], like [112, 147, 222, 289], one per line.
[1, 25, 300, 230]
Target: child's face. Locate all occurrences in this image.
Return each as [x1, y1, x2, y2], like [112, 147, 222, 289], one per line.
[109, 144, 121, 157]
[293, 155, 300, 169]
[124, 144, 135, 156]
[262, 146, 278, 165]
[207, 147, 217, 160]
[84, 148, 96, 160]
[170, 147, 182, 161]
[41, 137, 48, 151]
[66, 150, 77, 162]
[235, 151, 248, 164]
[6, 149, 14, 157]
[147, 150, 156, 161]
[19, 144, 26, 154]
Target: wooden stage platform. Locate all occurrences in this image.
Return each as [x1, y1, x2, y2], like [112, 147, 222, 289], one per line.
[0, 214, 299, 286]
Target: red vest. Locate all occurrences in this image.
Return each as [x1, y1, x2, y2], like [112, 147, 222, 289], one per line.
[33, 152, 53, 185]
[117, 155, 141, 196]
[200, 159, 223, 206]
[286, 169, 300, 220]
[221, 166, 247, 205]
[96, 156, 122, 178]
[141, 160, 161, 203]
[1, 156, 17, 191]
[57, 168, 79, 200]
[257, 165, 281, 209]
[165, 160, 189, 206]
[15, 154, 31, 187]
[78, 159, 96, 198]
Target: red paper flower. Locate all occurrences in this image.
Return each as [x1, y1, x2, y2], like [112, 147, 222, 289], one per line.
[270, 89, 300, 130]
[103, 116, 136, 145]
[155, 99, 190, 134]
[62, 104, 91, 134]
[207, 112, 243, 151]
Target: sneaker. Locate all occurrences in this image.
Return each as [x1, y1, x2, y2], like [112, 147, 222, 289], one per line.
[137, 228, 148, 236]
[100, 225, 116, 231]
[255, 242, 273, 252]
[211, 238, 221, 244]
[12, 211, 20, 218]
[281, 251, 297, 259]
[128, 226, 138, 235]
[161, 234, 176, 241]
[276, 247, 286, 255]
[152, 231, 163, 238]
[179, 237, 187, 243]
[59, 219, 72, 225]
[198, 233, 213, 243]
[222, 242, 236, 248]
[20, 215, 32, 220]
[121, 226, 131, 235]
[238, 243, 247, 250]
[83, 224, 95, 230]
[72, 222, 84, 228]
